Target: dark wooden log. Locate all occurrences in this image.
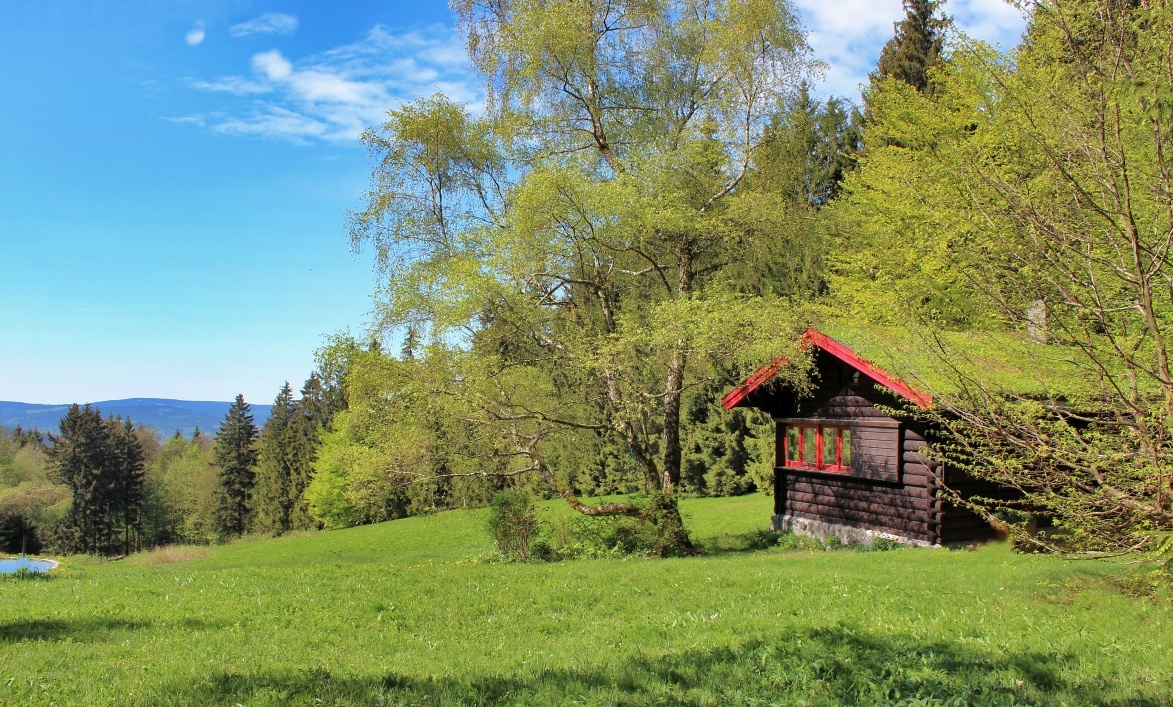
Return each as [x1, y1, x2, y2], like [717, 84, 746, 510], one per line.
[788, 491, 936, 516]
[788, 486, 933, 511]
[788, 482, 929, 506]
[786, 500, 933, 535]
[903, 429, 927, 443]
[903, 462, 941, 477]
[785, 473, 932, 498]
[901, 471, 935, 489]
[902, 450, 941, 469]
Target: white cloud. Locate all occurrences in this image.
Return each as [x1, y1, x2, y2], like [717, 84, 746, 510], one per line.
[793, 0, 1027, 100]
[252, 49, 293, 81]
[161, 115, 206, 127]
[189, 76, 272, 96]
[184, 24, 479, 143]
[229, 12, 299, 38]
[185, 21, 206, 47]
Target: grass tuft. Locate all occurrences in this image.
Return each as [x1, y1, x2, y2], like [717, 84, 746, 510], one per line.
[124, 545, 214, 565]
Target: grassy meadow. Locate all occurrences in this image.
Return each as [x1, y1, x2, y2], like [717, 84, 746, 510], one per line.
[2, 494, 1171, 706]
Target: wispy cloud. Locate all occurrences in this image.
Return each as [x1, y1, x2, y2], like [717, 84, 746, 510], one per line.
[182, 24, 480, 144]
[793, 0, 1027, 100]
[229, 12, 299, 38]
[161, 115, 207, 127]
[185, 21, 206, 47]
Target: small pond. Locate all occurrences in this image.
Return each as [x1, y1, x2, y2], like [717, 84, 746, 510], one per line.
[0, 556, 58, 574]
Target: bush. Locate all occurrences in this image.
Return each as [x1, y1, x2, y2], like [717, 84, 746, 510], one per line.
[563, 493, 694, 558]
[486, 490, 540, 561]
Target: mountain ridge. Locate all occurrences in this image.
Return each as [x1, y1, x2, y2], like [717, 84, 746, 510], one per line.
[0, 398, 273, 438]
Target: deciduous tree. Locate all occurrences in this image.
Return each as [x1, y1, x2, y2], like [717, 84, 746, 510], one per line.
[348, 0, 817, 545]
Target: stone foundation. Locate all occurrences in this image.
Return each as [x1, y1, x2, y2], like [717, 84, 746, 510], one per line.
[771, 514, 939, 549]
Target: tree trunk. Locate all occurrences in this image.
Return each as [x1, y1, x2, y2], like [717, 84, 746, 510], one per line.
[660, 235, 694, 493]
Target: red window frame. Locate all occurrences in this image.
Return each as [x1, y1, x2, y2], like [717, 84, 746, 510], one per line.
[782, 424, 851, 473]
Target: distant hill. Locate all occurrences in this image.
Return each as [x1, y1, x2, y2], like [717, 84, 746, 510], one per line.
[0, 398, 273, 439]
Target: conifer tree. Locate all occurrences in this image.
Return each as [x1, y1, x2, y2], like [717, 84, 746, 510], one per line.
[252, 383, 297, 533]
[107, 417, 145, 554]
[49, 404, 111, 553]
[48, 405, 144, 554]
[213, 394, 259, 538]
[288, 379, 318, 529]
[871, 0, 950, 95]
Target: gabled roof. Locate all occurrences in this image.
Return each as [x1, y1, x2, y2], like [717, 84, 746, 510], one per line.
[721, 328, 933, 411]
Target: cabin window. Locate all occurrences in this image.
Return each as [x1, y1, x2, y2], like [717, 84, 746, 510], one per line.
[782, 424, 852, 473]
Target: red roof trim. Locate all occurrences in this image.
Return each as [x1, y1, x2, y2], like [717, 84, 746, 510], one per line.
[721, 328, 933, 410]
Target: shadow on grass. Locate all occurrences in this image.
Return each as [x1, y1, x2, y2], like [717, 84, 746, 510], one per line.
[696, 529, 918, 557]
[695, 528, 782, 555]
[0, 616, 225, 643]
[145, 625, 1168, 706]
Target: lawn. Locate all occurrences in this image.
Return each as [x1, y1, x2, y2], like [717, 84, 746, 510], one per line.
[2, 493, 1171, 706]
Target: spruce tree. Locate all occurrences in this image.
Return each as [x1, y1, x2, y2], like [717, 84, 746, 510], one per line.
[252, 383, 297, 533]
[48, 404, 110, 553]
[871, 0, 950, 95]
[107, 417, 145, 554]
[288, 378, 320, 529]
[213, 394, 259, 538]
[48, 406, 145, 554]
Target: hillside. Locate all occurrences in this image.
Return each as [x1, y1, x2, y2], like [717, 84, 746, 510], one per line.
[3, 494, 1171, 705]
[0, 398, 272, 438]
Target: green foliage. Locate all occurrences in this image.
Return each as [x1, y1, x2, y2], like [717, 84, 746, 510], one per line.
[486, 490, 540, 561]
[139, 433, 219, 545]
[680, 383, 774, 497]
[566, 493, 693, 558]
[252, 383, 298, 534]
[46, 405, 145, 555]
[0, 428, 67, 555]
[2, 498, 1172, 705]
[303, 426, 362, 529]
[752, 83, 863, 211]
[347, 0, 825, 533]
[871, 0, 951, 96]
[212, 394, 259, 538]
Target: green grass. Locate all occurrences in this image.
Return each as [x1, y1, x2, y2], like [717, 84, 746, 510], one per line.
[2, 493, 1171, 706]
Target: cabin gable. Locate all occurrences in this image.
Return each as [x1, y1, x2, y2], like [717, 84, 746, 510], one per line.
[725, 329, 999, 547]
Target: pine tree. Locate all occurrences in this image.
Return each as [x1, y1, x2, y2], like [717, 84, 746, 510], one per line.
[213, 394, 259, 538]
[871, 0, 950, 95]
[47, 406, 145, 554]
[252, 383, 297, 533]
[107, 417, 145, 554]
[757, 83, 863, 209]
[49, 404, 111, 553]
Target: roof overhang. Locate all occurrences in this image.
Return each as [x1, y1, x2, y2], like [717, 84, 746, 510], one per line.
[721, 328, 933, 410]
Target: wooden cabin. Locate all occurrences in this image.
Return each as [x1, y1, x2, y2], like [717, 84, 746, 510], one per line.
[723, 329, 998, 547]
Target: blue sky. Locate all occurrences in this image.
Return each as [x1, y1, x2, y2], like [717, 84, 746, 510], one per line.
[0, 0, 1026, 405]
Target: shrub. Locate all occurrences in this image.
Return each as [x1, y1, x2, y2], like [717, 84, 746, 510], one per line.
[486, 490, 539, 561]
[564, 493, 694, 558]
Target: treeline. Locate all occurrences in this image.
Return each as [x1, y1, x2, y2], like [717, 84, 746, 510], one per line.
[0, 365, 346, 555]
